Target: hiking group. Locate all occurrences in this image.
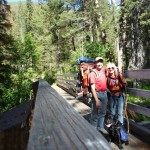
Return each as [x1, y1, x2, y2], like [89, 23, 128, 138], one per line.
[76, 56, 128, 149]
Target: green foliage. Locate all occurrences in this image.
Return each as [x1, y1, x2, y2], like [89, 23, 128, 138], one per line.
[23, 33, 39, 69]
[26, 0, 34, 32]
[126, 79, 150, 121]
[127, 79, 150, 105]
[0, 79, 32, 113]
[84, 41, 112, 63]
[120, 0, 150, 69]
[0, 64, 36, 113]
[136, 80, 150, 90]
[138, 114, 149, 121]
[44, 66, 57, 85]
[3, 0, 149, 116]
[0, 29, 39, 113]
[127, 94, 150, 106]
[63, 41, 112, 74]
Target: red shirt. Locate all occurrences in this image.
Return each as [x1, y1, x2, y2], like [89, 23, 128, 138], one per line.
[90, 67, 107, 92]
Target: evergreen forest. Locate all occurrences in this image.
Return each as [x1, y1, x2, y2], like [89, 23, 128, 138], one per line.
[0, 0, 150, 113]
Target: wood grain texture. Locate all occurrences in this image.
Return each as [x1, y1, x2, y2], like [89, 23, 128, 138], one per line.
[0, 125, 28, 150]
[126, 88, 150, 98]
[129, 120, 150, 144]
[127, 103, 150, 117]
[53, 85, 150, 150]
[55, 69, 150, 149]
[27, 79, 112, 150]
[124, 69, 150, 79]
[0, 100, 33, 131]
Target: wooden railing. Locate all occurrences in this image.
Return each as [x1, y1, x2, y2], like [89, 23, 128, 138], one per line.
[27, 79, 112, 150]
[57, 69, 150, 143]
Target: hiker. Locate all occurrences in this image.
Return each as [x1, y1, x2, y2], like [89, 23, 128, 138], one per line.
[76, 57, 95, 101]
[106, 62, 127, 125]
[89, 57, 108, 134]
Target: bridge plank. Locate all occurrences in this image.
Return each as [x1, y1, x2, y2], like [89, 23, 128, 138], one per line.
[0, 100, 33, 131]
[28, 79, 111, 150]
[57, 84, 77, 97]
[124, 69, 150, 79]
[53, 85, 150, 150]
[127, 88, 150, 98]
[56, 70, 150, 149]
[57, 78, 77, 84]
[57, 74, 77, 77]
[127, 103, 150, 117]
[129, 120, 150, 143]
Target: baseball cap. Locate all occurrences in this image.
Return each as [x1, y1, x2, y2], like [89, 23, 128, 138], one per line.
[95, 57, 103, 62]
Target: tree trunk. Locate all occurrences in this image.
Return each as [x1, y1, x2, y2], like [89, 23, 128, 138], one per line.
[128, 7, 144, 69]
[119, 0, 125, 69]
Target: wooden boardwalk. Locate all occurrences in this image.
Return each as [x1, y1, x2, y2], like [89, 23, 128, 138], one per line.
[52, 84, 150, 150]
[28, 80, 111, 150]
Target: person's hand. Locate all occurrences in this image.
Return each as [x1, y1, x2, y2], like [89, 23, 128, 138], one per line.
[96, 100, 101, 109]
[122, 78, 127, 84]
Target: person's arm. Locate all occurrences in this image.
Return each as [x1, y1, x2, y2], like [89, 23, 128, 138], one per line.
[119, 72, 127, 94]
[91, 84, 101, 109]
[120, 73, 127, 85]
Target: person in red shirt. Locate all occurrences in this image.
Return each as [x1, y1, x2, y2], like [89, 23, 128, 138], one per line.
[90, 57, 108, 134]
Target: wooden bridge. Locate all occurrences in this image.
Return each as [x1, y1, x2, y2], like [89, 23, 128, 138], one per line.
[26, 69, 150, 150]
[28, 79, 111, 150]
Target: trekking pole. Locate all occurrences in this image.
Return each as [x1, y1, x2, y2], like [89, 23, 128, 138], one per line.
[124, 92, 129, 133]
[122, 67, 130, 133]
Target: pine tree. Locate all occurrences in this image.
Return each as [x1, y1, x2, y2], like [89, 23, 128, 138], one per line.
[119, 0, 150, 69]
[0, 0, 13, 90]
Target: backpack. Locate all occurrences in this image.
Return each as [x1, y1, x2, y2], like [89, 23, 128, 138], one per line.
[76, 57, 108, 102]
[76, 57, 97, 101]
[107, 68, 126, 96]
[77, 56, 95, 65]
[120, 126, 128, 142]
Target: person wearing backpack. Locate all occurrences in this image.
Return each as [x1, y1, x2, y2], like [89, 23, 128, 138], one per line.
[106, 62, 129, 147]
[76, 57, 95, 100]
[89, 57, 108, 134]
[106, 62, 127, 125]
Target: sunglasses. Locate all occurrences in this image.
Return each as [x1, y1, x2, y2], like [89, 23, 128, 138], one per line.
[108, 67, 115, 70]
[97, 64, 102, 67]
[96, 60, 103, 63]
